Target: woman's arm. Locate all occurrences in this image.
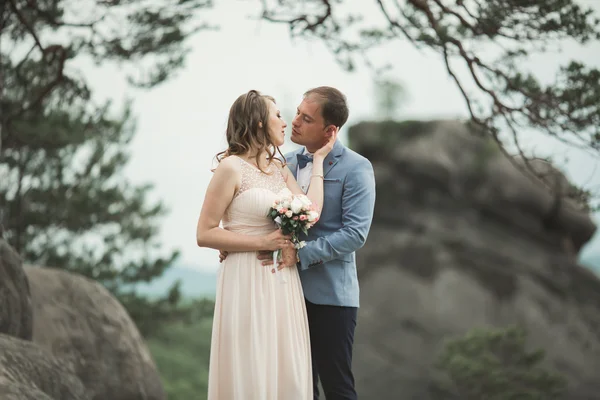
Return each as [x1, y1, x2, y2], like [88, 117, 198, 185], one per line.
[280, 131, 337, 213]
[281, 157, 326, 213]
[196, 157, 290, 252]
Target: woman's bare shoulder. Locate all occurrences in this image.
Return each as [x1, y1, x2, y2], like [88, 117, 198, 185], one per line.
[214, 155, 242, 176]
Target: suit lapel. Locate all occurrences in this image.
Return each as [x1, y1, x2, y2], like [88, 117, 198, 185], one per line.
[323, 139, 344, 178]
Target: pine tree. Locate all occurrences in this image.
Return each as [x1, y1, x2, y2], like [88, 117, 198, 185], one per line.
[261, 0, 600, 208]
[435, 326, 568, 399]
[261, 0, 600, 156]
[1, 0, 214, 336]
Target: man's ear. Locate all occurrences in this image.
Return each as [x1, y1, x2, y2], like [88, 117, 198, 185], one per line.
[325, 125, 337, 137]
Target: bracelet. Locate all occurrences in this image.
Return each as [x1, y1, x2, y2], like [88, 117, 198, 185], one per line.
[311, 174, 324, 180]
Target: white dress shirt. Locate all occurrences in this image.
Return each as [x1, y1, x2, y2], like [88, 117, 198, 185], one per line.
[296, 149, 313, 194]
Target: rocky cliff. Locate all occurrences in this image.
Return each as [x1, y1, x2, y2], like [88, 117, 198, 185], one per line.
[0, 239, 166, 400]
[349, 120, 599, 399]
[2, 118, 598, 399]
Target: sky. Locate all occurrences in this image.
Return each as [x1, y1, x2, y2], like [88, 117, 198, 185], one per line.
[73, 0, 600, 271]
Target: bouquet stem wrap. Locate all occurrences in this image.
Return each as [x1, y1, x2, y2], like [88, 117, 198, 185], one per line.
[272, 249, 286, 284]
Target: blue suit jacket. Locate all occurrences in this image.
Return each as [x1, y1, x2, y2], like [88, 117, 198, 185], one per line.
[285, 139, 376, 308]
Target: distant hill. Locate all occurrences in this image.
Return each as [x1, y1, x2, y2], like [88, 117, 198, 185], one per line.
[134, 250, 599, 301]
[132, 265, 218, 300]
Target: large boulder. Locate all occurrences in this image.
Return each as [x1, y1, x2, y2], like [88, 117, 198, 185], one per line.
[349, 120, 600, 399]
[0, 333, 88, 400]
[25, 266, 166, 400]
[0, 240, 32, 340]
[0, 240, 87, 400]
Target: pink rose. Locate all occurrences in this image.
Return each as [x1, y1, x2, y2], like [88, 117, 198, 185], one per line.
[299, 215, 307, 221]
[279, 208, 288, 214]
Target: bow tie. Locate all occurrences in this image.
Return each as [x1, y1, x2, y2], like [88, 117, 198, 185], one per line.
[297, 153, 313, 169]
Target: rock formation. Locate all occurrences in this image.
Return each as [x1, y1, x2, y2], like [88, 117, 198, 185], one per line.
[349, 120, 599, 399]
[3, 118, 599, 399]
[0, 240, 88, 400]
[0, 240, 33, 340]
[25, 266, 166, 400]
[0, 239, 166, 400]
[0, 333, 89, 400]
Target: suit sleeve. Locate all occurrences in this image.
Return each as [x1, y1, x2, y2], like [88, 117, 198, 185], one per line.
[297, 159, 376, 270]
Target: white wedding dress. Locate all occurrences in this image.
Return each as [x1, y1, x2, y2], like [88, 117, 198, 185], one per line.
[207, 156, 312, 400]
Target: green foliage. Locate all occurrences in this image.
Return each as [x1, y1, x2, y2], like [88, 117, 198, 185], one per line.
[1, 0, 215, 336]
[435, 326, 568, 399]
[4, 0, 213, 87]
[374, 78, 406, 120]
[535, 155, 599, 213]
[147, 299, 215, 400]
[571, 185, 599, 213]
[1, 0, 213, 152]
[264, 0, 600, 205]
[261, 0, 600, 155]
[0, 91, 182, 336]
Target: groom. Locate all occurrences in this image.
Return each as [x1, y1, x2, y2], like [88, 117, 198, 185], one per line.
[268, 87, 376, 400]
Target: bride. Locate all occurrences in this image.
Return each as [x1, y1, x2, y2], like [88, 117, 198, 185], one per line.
[196, 89, 336, 399]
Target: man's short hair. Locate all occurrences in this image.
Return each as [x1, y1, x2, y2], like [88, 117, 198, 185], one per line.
[304, 86, 349, 129]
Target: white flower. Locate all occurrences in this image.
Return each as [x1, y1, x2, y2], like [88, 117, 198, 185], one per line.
[298, 195, 312, 208]
[275, 188, 293, 209]
[295, 241, 306, 249]
[285, 210, 293, 218]
[290, 197, 303, 214]
[307, 210, 319, 222]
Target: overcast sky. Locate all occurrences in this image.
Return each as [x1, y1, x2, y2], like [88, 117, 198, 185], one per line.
[74, 0, 600, 271]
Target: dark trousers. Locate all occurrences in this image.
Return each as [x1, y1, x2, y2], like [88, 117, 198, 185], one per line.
[305, 299, 358, 400]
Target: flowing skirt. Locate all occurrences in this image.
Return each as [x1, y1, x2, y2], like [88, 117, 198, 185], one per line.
[207, 250, 312, 400]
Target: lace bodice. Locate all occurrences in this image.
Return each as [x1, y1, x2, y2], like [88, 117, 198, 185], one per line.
[223, 156, 287, 235]
[233, 157, 287, 198]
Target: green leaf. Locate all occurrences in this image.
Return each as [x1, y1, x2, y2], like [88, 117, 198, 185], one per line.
[435, 326, 567, 399]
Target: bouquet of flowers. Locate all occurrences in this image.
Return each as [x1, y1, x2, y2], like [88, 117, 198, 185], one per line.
[268, 188, 320, 283]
